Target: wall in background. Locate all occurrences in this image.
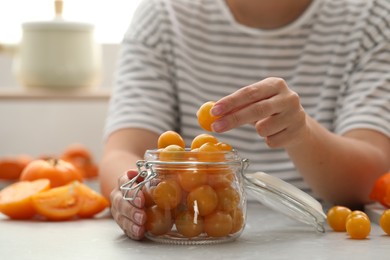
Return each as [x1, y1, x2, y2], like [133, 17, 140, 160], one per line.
[0, 44, 120, 161]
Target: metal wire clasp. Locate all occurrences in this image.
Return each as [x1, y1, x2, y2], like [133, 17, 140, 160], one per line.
[120, 160, 157, 206]
[241, 158, 250, 173]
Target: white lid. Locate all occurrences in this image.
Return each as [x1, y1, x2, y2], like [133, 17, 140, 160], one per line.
[22, 18, 93, 31]
[244, 172, 327, 232]
[22, 0, 93, 32]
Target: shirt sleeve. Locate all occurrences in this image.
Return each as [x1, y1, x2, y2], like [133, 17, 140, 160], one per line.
[103, 0, 178, 141]
[335, 4, 390, 138]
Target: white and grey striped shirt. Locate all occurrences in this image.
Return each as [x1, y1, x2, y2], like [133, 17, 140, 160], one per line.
[105, 0, 390, 196]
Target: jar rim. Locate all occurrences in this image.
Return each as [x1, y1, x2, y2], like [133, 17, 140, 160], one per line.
[144, 148, 242, 164]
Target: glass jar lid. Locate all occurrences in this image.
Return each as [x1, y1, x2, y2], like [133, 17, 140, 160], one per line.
[244, 171, 326, 233]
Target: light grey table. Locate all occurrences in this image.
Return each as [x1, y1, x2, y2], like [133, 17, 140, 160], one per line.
[1, 201, 389, 260]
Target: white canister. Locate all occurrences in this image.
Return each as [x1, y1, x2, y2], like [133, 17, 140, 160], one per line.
[13, 20, 102, 90]
[0, 0, 102, 90]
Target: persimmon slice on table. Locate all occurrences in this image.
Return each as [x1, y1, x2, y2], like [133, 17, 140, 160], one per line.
[31, 181, 83, 221]
[0, 179, 51, 219]
[74, 183, 109, 218]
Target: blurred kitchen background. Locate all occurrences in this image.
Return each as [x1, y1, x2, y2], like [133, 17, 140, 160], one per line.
[0, 0, 141, 161]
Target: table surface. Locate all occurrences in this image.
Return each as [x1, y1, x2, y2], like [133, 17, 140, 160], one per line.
[1, 201, 389, 260]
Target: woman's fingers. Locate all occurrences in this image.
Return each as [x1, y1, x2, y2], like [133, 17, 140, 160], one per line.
[255, 102, 307, 148]
[211, 78, 292, 132]
[255, 93, 302, 137]
[212, 96, 281, 132]
[110, 173, 147, 240]
[211, 77, 286, 117]
[117, 174, 130, 187]
[211, 77, 308, 149]
[256, 113, 304, 148]
[111, 189, 146, 240]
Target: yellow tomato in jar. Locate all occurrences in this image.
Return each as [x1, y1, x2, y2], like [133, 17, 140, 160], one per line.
[187, 185, 218, 216]
[175, 210, 204, 238]
[204, 211, 233, 237]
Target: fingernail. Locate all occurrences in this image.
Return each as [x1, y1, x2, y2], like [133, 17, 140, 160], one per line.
[131, 224, 141, 235]
[133, 197, 142, 208]
[211, 104, 223, 116]
[134, 212, 144, 224]
[211, 120, 228, 132]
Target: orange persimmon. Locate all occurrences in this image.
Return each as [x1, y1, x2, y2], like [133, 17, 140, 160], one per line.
[370, 172, 390, 208]
[20, 159, 83, 188]
[31, 181, 83, 221]
[0, 179, 51, 219]
[74, 183, 109, 218]
[61, 143, 99, 179]
[0, 155, 33, 180]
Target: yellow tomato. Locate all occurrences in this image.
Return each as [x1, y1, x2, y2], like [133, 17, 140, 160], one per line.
[157, 130, 185, 149]
[346, 214, 371, 239]
[197, 101, 219, 132]
[380, 209, 390, 235]
[326, 206, 351, 232]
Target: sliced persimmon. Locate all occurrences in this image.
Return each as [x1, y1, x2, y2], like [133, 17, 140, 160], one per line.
[74, 183, 109, 218]
[31, 181, 83, 221]
[0, 179, 51, 219]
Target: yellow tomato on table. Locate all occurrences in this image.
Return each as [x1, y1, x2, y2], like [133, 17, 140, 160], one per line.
[346, 214, 371, 239]
[326, 206, 351, 232]
[380, 209, 390, 235]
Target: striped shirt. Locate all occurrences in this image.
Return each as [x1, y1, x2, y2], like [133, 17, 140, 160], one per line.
[104, 0, 390, 196]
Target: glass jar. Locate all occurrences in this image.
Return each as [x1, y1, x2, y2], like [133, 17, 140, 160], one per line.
[120, 149, 327, 245]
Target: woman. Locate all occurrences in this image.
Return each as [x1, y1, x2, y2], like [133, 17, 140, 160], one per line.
[100, 0, 390, 240]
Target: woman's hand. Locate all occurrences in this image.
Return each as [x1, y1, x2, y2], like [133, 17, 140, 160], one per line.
[110, 170, 147, 240]
[211, 77, 308, 148]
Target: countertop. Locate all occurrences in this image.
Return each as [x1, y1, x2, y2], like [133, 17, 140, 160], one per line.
[0, 87, 111, 101]
[1, 201, 389, 260]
